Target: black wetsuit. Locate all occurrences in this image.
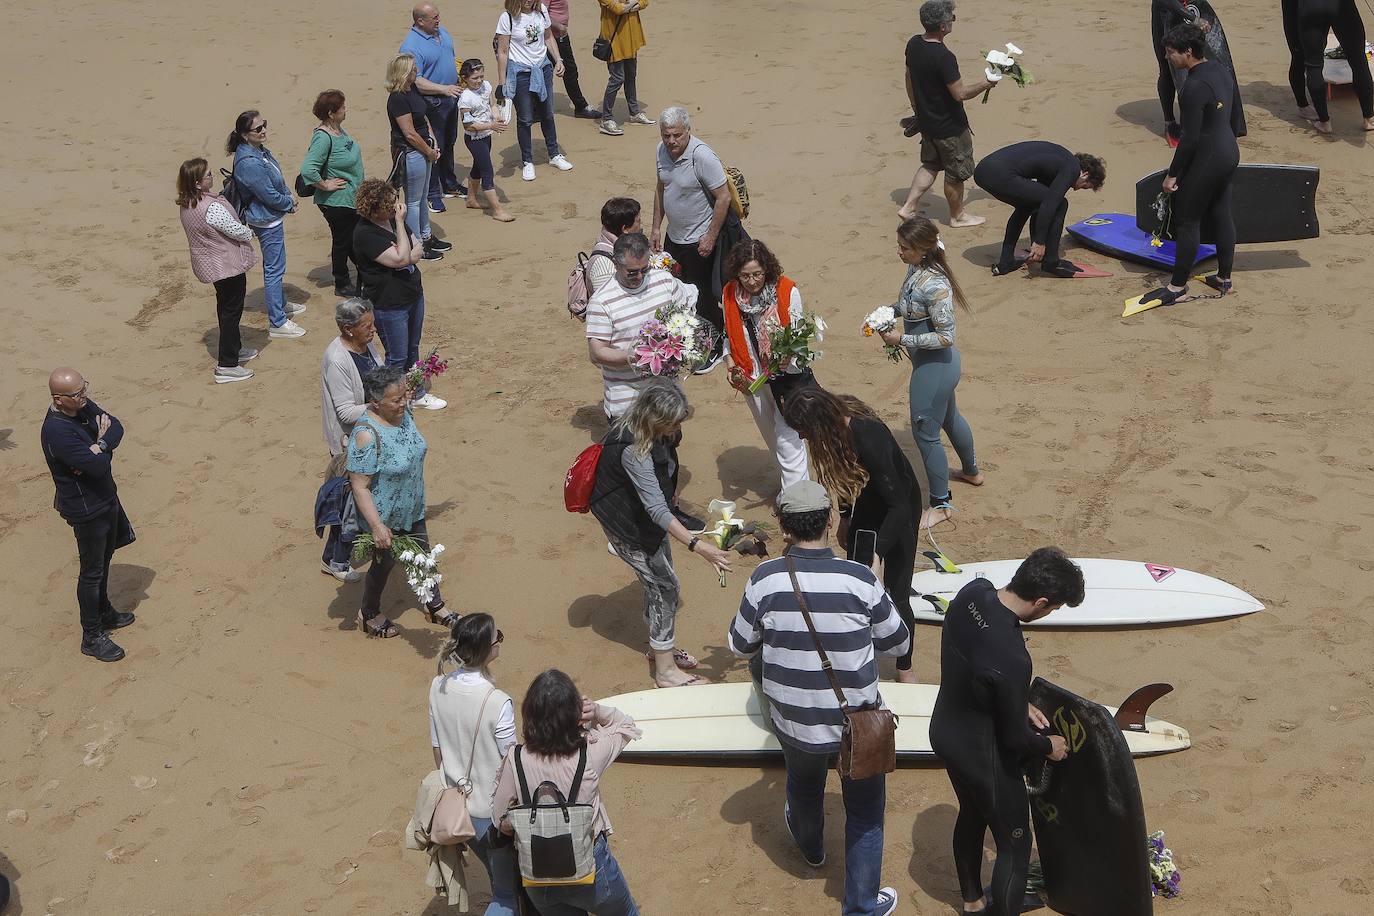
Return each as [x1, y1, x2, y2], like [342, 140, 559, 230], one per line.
[1166, 59, 1240, 286]
[973, 141, 1081, 276]
[1283, 0, 1374, 121]
[930, 579, 1052, 916]
[1152, 1, 1247, 137]
[1152, 0, 1193, 126]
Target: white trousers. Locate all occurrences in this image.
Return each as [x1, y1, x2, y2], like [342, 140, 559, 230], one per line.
[746, 386, 810, 488]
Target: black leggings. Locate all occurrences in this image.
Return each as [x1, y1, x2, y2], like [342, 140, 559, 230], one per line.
[935, 734, 1034, 914]
[212, 273, 246, 367]
[845, 531, 917, 671]
[319, 205, 359, 288]
[1170, 161, 1237, 286]
[1285, 0, 1374, 120]
[1152, 5, 1180, 122]
[465, 134, 495, 191]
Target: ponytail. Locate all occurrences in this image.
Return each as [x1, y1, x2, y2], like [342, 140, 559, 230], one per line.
[225, 109, 259, 155]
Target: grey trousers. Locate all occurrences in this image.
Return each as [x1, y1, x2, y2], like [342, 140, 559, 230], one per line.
[602, 58, 642, 119]
[609, 535, 680, 650]
[908, 346, 978, 507]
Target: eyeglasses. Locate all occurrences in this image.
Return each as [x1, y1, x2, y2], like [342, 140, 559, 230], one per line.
[622, 267, 648, 278]
[493, 629, 505, 646]
[54, 382, 90, 399]
[249, 121, 268, 133]
[739, 270, 766, 281]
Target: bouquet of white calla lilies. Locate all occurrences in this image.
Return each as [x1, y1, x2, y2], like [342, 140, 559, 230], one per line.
[981, 43, 1034, 103]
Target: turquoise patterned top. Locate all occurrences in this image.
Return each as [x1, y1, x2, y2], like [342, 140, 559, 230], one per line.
[346, 409, 428, 531]
[896, 263, 957, 352]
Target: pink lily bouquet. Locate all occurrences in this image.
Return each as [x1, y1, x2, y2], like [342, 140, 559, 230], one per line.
[406, 347, 449, 393]
[632, 303, 714, 377]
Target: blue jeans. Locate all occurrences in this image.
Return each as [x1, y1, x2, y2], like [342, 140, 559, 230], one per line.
[469, 817, 519, 916]
[780, 739, 887, 916]
[525, 834, 638, 915]
[321, 524, 351, 570]
[372, 296, 425, 382]
[513, 63, 560, 165]
[403, 149, 433, 241]
[425, 95, 461, 199]
[251, 222, 287, 327]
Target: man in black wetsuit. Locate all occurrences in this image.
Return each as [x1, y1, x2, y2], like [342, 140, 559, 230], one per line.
[1282, 0, 1374, 133]
[973, 142, 1105, 278]
[1143, 23, 1240, 307]
[929, 547, 1084, 916]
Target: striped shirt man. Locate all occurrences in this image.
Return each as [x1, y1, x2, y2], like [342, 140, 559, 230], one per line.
[585, 267, 698, 418]
[729, 547, 910, 754]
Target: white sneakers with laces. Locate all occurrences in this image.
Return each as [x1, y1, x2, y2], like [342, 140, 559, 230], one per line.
[269, 319, 307, 339]
[412, 393, 447, 410]
[522, 162, 536, 181]
[550, 154, 574, 171]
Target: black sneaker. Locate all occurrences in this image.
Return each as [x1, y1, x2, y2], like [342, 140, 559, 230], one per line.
[102, 611, 136, 631]
[81, 631, 126, 662]
[334, 283, 359, 297]
[426, 236, 453, 252]
[692, 346, 724, 376]
[575, 107, 603, 120]
[454, 185, 469, 200]
[420, 246, 445, 262]
[671, 507, 705, 532]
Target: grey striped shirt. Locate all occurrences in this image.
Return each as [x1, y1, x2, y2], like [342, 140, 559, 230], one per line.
[728, 547, 910, 754]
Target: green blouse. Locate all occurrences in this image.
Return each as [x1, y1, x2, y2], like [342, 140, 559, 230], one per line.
[300, 128, 364, 209]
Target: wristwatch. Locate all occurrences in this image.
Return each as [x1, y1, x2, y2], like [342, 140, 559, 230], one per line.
[688, 536, 700, 553]
[97, 438, 109, 453]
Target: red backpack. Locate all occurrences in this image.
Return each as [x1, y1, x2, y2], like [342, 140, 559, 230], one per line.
[564, 443, 604, 513]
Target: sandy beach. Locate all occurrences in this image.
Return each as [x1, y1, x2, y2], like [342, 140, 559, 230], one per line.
[3, 0, 1374, 912]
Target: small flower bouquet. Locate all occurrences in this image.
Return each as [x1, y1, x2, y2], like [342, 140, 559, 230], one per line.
[407, 347, 449, 393]
[748, 311, 826, 394]
[1148, 830, 1182, 898]
[982, 43, 1033, 103]
[351, 534, 445, 604]
[632, 304, 714, 377]
[1149, 191, 1172, 249]
[649, 250, 681, 276]
[701, 499, 769, 584]
[861, 306, 904, 362]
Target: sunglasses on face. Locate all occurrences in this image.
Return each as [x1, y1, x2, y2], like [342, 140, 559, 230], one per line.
[55, 382, 90, 399]
[249, 121, 267, 133]
[622, 267, 648, 278]
[494, 629, 504, 646]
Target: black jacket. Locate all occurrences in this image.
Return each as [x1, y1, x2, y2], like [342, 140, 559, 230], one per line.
[41, 401, 125, 524]
[590, 426, 678, 553]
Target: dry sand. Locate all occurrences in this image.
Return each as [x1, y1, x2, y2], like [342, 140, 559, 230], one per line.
[3, 0, 1373, 913]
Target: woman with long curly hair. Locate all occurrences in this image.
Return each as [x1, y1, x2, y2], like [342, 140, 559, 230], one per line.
[783, 387, 923, 682]
[874, 216, 981, 529]
[721, 238, 812, 488]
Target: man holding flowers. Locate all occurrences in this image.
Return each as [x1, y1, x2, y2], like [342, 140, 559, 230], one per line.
[897, 0, 997, 227]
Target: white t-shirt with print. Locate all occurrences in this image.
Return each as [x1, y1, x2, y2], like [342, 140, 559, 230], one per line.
[459, 81, 495, 140]
[496, 5, 551, 69]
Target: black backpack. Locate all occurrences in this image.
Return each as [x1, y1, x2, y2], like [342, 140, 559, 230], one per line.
[219, 167, 248, 214]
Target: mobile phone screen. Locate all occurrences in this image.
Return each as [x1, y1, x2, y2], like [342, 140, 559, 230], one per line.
[852, 529, 877, 568]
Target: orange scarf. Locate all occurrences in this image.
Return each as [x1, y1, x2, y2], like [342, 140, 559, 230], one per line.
[722, 275, 796, 380]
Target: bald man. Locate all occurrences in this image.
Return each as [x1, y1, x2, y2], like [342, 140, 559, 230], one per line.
[40, 368, 137, 662]
[400, 2, 467, 210]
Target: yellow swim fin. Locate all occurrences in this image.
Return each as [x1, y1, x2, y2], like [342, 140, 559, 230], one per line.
[1122, 292, 1168, 317]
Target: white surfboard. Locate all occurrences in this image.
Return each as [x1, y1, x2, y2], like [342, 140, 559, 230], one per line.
[599, 681, 1190, 761]
[911, 558, 1263, 627]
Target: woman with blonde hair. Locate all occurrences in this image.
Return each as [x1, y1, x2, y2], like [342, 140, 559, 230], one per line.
[386, 53, 449, 261]
[873, 216, 981, 530]
[783, 388, 924, 683]
[495, 0, 574, 182]
[175, 157, 258, 384]
[589, 380, 732, 687]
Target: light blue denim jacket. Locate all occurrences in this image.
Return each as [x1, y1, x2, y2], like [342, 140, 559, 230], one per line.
[505, 59, 552, 103]
[232, 143, 294, 227]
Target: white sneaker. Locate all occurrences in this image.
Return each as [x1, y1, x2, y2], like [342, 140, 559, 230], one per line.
[412, 393, 447, 410]
[550, 154, 574, 171]
[237, 347, 259, 363]
[522, 162, 536, 181]
[321, 560, 364, 583]
[875, 887, 898, 916]
[598, 119, 625, 136]
[627, 112, 655, 126]
[269, 319, 306, 339]
[213, 366, 254, 384]
[285, 302, 307, 317]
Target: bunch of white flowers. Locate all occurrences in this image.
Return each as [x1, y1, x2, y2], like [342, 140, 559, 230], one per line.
[862, 306, 904, 363]
[982, 43, 1032, 103]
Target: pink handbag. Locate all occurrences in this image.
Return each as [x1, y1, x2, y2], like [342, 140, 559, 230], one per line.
[430, 688, 496, 846]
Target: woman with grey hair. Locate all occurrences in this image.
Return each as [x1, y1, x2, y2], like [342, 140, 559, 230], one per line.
[318, 297, 385, 581]
[346, 365, 456, 638]
[588, 380, 732, 687]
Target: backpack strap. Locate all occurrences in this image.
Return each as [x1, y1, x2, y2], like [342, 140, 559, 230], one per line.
[514, 745, 532, 806]
[567, 742, 588, 804]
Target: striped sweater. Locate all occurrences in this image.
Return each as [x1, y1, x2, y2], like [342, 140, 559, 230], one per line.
[728, 547, 910, 753]
[585, 267, 698, 418]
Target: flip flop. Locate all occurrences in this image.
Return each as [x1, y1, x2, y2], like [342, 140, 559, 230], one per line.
[644, 647, 700, 670]
[654, 674, 707, 688]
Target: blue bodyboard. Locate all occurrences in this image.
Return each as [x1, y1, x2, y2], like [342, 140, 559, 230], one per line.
[1067, 213, 1215, 270]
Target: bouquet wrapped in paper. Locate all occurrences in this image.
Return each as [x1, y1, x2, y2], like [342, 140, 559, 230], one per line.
[748, 311, 826, 394]
[632, 301, 714, 377]
[861, 306, 904, 362]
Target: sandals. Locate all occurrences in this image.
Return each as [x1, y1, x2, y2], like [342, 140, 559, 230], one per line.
[644, 647, 700, 670]
[359, 612, 399, 639]
[423, 604, 460, 628]
[654, 674, 707, 689]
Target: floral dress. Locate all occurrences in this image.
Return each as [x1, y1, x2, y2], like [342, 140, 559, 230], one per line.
[346, 409, 428, 531]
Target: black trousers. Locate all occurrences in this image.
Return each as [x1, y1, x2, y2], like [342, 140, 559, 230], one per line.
[212, 273, 246, 367]
[319, 205, 359, 289]
[555, 33, 591, 110]
[360, 518, 444, 618]
[665, 238, 724, 339]
[73, 501, 122, 636]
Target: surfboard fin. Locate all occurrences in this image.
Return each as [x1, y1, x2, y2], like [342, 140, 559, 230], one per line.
[1114, 683, 1174, 732]
[922, 549, 960, 574]
[918, 593, 950, 615]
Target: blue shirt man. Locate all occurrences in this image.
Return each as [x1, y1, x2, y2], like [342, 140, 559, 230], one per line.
[400, 3, 464, 204]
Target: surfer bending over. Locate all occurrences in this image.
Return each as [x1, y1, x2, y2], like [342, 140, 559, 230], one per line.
[1282, 0, 1374, 133]
[1145, 24, 1239, 308]
[929, 548, 1084, 915]
[973, 142, 1105, 278]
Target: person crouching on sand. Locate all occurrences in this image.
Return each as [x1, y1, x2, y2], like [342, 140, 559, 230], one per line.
[589, 380, 732, 687]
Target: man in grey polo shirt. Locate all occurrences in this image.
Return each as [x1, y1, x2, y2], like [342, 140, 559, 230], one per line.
[650, 106, 732, 373]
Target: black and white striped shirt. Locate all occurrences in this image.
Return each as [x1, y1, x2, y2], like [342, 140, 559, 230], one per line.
[728, 547, 910, 754]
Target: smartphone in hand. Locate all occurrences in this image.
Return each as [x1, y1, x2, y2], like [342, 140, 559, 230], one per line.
[851, 528, 878, 569]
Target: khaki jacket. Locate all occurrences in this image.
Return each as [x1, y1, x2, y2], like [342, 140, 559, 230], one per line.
[405, 769, 471, 910]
